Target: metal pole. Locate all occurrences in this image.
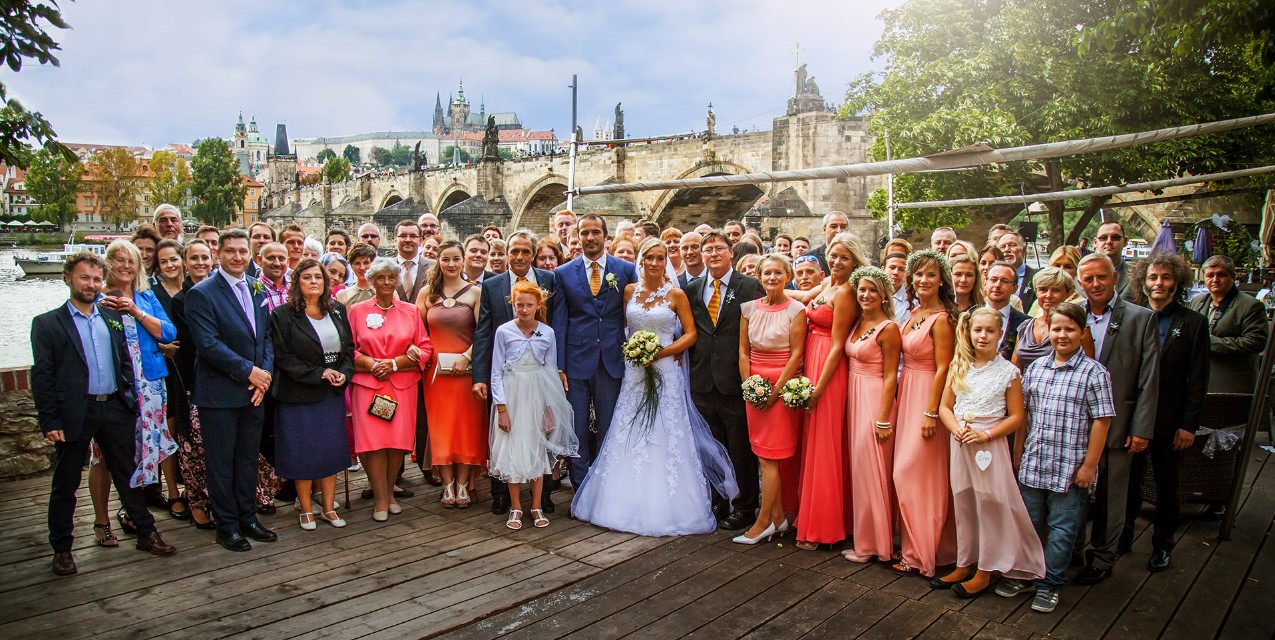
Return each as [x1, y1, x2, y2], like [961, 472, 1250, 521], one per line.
[567, 74, 578, 211]
[885, 129, 894, 239]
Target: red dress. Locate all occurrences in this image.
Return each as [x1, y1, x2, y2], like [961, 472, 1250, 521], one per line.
[423, 287, 489, 466]
[893, 312, 957, 576]
[348, 299, 433, 454]
[794, 301, 850, 544]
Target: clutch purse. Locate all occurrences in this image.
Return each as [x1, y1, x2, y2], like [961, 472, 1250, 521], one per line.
[432, 352, 466, 383]
[367, 394, 399, 421]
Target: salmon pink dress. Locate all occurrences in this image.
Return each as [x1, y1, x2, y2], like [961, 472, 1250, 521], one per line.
[893, 311, 957, 576]
[794, 300, 850, 545]
[741, 298, 804, 459]
[423, 286, 489, 467]
[348, 299, 433, 453]
[846, 319, 899, 561]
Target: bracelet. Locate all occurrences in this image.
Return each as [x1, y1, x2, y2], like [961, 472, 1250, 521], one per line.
[496, 405, 507, 413]
[923, 411, 938, 419]
[875, 421, 892, 428]
[391, 358, 398, 372]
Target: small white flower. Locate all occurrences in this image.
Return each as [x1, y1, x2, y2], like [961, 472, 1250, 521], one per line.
[365, 313, 385, 330]
[724, 290, 735, 305]
[606, 273, 619, 291]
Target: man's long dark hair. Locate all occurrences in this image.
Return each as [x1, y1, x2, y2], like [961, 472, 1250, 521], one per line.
[1128, 253, 1193, 307]
[287, 258, 333, 316]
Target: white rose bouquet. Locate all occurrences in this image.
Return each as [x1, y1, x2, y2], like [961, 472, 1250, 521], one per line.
[741, 375, 772, 408]
[780, 376, 814, 409]
[623, 330, 663, 433]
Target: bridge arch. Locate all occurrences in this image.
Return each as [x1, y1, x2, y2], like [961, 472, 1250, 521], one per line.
[379, 191, 404, 210]
[510, 175, 569, 234]
[436, 184, 472, 213]
[649, 161, 768, 229]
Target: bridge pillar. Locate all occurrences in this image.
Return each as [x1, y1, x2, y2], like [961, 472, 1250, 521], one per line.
[477, 159, 504, 201]
[321, 183, 332, 213]
[409, 171, 429, 206]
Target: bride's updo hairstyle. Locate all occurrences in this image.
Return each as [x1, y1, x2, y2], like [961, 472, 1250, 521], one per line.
[509, 279, 548, 322]
[636, 237, 671, 282]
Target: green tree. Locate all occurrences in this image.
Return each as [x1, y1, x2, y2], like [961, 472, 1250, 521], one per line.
[369, 146, 391, 166]
[440, 146, 472, 164]
[146, 150, 191, 209]
[315, 148, 336, 164]
[322, 156, 351, 183]
[342, 144, 359, 165]
[844, 0, 1275, 250]
[24, 144, 80, 227]
[0, 3, 72, 169]
[389, 141, 411, 166]
[86, 148, 143, 229]
[190, 137, 247, 226]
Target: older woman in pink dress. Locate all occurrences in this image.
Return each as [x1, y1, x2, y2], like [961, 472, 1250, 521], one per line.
[893, 250, 957, 577]
[349, 258, 433, 522]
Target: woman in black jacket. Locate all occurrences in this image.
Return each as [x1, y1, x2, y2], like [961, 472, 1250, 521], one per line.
[271, 258, 356, 530]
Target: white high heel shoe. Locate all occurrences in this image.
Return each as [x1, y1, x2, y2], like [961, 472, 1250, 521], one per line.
[775, 519, 790, 536]
[732, 523, 777, 545]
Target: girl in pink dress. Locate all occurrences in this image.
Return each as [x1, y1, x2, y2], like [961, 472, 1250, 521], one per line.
[933, 307, 1045, 597]
[736, 254, 807, 544]
[792, 235, 864, 550]
[842, 267, 902, 564]
[893, 250, 957, 577]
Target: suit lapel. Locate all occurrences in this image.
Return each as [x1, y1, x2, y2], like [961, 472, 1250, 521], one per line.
[1098, 298, 1125, 364]
[215, 274, 255, 337]
[56, 305, 88, 367]
[1163, 307, 1184, 349]
[292, 308, 321, 347]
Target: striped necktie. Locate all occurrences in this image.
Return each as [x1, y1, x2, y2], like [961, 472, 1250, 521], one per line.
[707, 280, 722, 325]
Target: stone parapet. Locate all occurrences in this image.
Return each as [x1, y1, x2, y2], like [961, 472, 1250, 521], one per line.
[0, 367, 52, 480]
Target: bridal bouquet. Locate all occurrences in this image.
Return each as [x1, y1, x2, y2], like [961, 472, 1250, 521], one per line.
[623, 331, 663, 434]
[741, 375, 772, 407]
[779, 376, 814, 409]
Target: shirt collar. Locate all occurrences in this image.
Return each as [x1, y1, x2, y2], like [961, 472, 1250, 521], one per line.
[511, 268, 537, 285]
[67, 300, 100, 320]
[584, 253, 608, 270]
[709, 268, 733, 286]
[220, 269, 246, 288]
[397, 253, 416, 265]
[1045, 348, 1087, 371]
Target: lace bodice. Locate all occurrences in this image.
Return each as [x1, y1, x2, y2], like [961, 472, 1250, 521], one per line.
[626, 282, 680, 347]
[952, 356, 1019, 419]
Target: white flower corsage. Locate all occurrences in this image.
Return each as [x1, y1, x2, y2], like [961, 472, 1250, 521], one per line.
[724, 290, 735, 305]
[1171, 327, 1181, 339]
[366, 313, 385, 330]
[605, 273, 618, 291]
[251, 280, 264, 295]
[1107, 322, 1120, 336]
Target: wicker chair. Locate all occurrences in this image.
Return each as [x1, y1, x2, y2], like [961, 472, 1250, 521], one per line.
[1141, 392, 1251, 506]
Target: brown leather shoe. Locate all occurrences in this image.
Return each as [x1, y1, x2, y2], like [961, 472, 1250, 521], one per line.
[52, 551, 77, 576]
[135, 531, 177, 556]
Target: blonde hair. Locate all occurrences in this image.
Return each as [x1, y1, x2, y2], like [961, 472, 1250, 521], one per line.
[827, 232, 869, 274]
[949, 307, 1003, 395]
[756, 252, 794, 281]
[105, 240, 150, 292]
[636, 237, 671, 283]
[1032, 266, 1076, 297]
[1049, 245, 1081, 270]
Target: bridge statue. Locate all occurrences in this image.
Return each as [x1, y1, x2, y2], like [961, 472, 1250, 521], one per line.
[613, 103, 625, 141]
[705, 103, 716, 140]
[788, 63, 827, 115]
[482, 115, 500, 160]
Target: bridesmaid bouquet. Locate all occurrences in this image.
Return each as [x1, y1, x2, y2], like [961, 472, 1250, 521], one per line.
[623, 331, 663, 434]
[741, 375, 772, 407]
[779, 376, 814, 409]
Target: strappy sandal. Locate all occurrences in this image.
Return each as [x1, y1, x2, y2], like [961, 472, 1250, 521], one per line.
[890, 560, 920, 575]
[441, 482, 457, 508]
[531, 509, 549, 528]
[795, 540, 821, 551]
[93, 522, 119, 547]
[455, 484, 471, 509]
[506, 509, 523, 530]
[116, 508, 137, 535]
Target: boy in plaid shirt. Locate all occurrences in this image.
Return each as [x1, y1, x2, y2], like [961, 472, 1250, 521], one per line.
[998, 302, 1114, 613]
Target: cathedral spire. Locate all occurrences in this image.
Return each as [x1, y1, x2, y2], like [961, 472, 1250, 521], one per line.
[433, 92, 445, 134]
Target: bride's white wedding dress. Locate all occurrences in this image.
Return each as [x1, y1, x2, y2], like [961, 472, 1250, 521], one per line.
[571, 282, 738, 536]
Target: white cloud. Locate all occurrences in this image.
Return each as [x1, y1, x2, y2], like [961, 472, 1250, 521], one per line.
[2, 0, 902, 147]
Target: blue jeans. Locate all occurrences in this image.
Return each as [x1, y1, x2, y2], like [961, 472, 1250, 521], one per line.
[1019, 483, 1088, 590]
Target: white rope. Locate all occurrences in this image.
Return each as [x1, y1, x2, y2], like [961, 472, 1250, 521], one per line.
[895, 165, 1275, 209]
[571, 112, 1275, 195]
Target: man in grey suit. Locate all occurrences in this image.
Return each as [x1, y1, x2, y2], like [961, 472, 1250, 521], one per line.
[392, 220, 434, 302]
[1074, 253, 1159, 585]
[1190, 254, 1269, 394]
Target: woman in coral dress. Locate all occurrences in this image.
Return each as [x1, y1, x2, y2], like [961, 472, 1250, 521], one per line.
[842, 267, 902, 564]
[418, 240, 489, 508]
[892, 250, 958, 577]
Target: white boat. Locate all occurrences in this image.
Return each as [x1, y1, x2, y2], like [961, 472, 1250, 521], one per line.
[16, 243, 108, 276]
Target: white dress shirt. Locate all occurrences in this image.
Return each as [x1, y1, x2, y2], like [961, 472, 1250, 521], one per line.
[703, 269, 734, 322]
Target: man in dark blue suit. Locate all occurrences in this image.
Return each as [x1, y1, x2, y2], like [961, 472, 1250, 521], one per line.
[185, 229, 277, 552]
[473, 230, 559, 515]
[32, 252, 177, 575]
[551, 214, 638, 489]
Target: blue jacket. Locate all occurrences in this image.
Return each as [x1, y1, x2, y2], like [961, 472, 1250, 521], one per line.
[185, 272, 275, 409]
[551, 255, 637, 379]
[116, 289, 176, 382]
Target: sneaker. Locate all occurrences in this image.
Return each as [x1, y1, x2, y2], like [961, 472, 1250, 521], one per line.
[995, 579, 1032, 598]
[1031, 589, 1059, 613]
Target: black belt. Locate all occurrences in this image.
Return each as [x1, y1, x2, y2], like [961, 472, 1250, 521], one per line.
[87, 393, 116, 402]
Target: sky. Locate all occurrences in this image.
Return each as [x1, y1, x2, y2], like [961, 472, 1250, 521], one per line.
[3, 0, 906, 149]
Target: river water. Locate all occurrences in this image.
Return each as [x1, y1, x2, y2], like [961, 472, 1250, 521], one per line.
[0, 249, 79, 368]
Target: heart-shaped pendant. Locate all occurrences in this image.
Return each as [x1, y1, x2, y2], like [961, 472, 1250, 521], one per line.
[975, 450, 992, 471]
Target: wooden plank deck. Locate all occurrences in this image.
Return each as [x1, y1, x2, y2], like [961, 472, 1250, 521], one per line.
[0, 436, 1270, 640]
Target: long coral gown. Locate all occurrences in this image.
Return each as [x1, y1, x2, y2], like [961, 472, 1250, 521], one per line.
[893, 311, 957, 576]
[794, 301, 851, 545]
[423, 285, 489, 467]
[846, 319, 898, 561]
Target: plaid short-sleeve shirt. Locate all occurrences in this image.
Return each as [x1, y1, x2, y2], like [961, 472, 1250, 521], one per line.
[261, 276, 288, 312]
[1019, 350, 1116, 494]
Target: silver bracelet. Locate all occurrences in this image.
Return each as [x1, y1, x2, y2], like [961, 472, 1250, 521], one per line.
[923, 411, 938, 419]
[875, 421, 892, 428]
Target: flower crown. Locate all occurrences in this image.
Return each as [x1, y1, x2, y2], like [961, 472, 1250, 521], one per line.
[905, 249, 951, 276]
[849, 266, 894, 297]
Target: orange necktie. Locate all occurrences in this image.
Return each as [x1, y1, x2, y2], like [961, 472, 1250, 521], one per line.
[707, 280, 722, 325]
[589, 262, 602, 296]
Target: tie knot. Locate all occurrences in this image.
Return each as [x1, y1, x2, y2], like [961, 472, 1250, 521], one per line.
[404, 260, 414, 268]
[714, 279, 723, 287]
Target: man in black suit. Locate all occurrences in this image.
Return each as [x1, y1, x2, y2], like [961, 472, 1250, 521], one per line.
[473, 230, 559, 515]
[463, 233, 497, 285]
[997, 231, 1038, 312]
[686, 231, 763, 530]
[1124, 253, 1208, 573]
[808, 211, 849, 276]
[185, 229, 278, 552]
[32, 252, 176, 576]
[984, 262, 1031, 359]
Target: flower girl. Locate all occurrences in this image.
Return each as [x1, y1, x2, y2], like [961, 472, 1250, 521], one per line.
[489, 281, 579, 530]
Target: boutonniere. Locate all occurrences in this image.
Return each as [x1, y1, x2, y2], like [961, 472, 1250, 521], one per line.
[1107, 322, 1120, 336]
[724, 290, 736, 305]
[365, 313, 385, 330]
[105, 318, 124, 332]
[1171, 327, 1181, 339]
[251, 280, 264, 295]
[605, 273, 618, 291]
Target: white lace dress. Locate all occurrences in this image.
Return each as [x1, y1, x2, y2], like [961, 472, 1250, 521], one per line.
[569, 282, 719, 536]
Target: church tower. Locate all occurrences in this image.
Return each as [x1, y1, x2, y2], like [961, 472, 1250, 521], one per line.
[449, 80, 471, 133]
[233, 112, 247, 150]
[432, 92, 445, 135]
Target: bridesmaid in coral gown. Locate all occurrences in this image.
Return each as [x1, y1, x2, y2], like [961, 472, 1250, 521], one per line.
[418, 240, 490, 508]
[792, 235, 864, 550]
[893, 250, 958, 577]
[842, 267, 902, 564]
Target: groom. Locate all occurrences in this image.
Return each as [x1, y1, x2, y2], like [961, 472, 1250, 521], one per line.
[551, 213, 638, 489]
[687, 230, 761, 530]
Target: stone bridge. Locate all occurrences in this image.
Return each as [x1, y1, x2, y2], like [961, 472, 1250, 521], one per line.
[265, 110, 887, 243]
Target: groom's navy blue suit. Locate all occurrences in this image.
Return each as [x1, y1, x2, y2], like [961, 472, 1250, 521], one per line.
[551, 253, 638, 485]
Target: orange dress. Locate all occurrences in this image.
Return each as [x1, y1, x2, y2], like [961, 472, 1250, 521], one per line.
[846, 320, 899, 561]
[423, 287, 489, 467]
[794, 301, 851, 544]
[348, 299, 433, 454]
[893, 311, 957, 577]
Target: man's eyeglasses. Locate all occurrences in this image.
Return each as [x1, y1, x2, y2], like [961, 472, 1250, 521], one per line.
[1096, 234, 1123, 242]
[360, 234, 380, 239]
[701, 246, 730, 254]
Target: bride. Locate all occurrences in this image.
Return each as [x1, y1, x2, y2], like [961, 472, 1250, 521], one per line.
[571, 238, 739, 536]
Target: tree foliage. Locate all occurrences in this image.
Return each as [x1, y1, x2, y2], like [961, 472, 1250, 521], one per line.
[315, 148, 336, 164]
[843, 0, 1275, 248]
[0, 2, 71, 168]
[389, 141, 411, 166]
[190, 137, 247, 227]
[342, 144, 359, 165]
[86, 148, 143, 229]
[24, 144, 80, 227]
[322, 156, 351, 183]
[369, 146, 391, 166]
[146, 150, 191, 210]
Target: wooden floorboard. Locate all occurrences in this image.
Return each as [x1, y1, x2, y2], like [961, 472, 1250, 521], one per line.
[0, 436, 1270, 640]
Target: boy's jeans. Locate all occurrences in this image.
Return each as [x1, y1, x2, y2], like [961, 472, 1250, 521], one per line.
[1019, 483, 1088, 590]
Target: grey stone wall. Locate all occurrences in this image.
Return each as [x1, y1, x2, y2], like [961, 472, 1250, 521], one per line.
[0, 387, 52, 479]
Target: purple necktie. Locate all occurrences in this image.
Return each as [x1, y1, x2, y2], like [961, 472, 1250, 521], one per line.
[236, 280, 257, 334]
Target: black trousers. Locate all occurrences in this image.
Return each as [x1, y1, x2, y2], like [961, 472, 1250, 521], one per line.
[200, 404, 264, 537]
[1125, 438, 1182, 552]
[693, 388, 759, 512]
[489, 474, 554, 502]
[48, 395, 156, 552]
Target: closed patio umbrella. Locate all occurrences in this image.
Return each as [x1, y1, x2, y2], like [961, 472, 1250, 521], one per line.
[1193, 225, 1214, 264]
[1150, 219, 1176, 256]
